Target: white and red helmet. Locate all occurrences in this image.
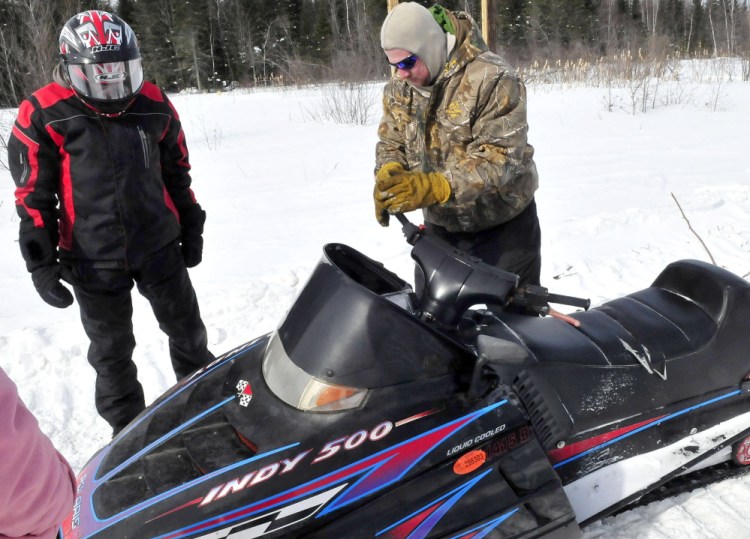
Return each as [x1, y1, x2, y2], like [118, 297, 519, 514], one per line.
[59, 10, 144, 114]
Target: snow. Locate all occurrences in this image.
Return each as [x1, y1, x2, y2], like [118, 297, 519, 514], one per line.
[1, 69, 749, 536]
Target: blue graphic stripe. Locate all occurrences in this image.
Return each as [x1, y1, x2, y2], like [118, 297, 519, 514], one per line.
[376, 469, 493, 537]
[162, 399, 508, 539]
[553, 389, 742, 468]
[447, 509, 519, 539]
[154, 400, 508, 539]
[413, 470, 492, 539]
[91, 442, 301, 527]
[100, 396, 235, 483]
[318, 400, 508, 516]
[87, 337, 298, 528]
[97, 337, 266, 483]
[91, 387, 506, 537]
[110, 338, 265, 443]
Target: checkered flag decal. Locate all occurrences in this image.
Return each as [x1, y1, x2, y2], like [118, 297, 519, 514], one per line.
[236, 380, 253, 407]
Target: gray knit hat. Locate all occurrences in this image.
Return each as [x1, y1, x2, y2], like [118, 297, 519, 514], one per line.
[381, 2, 447, 84]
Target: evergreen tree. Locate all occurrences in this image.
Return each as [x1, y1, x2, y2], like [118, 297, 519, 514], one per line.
[131, 0, 183, 91]
[115, 0, 136, 22]
[497, 0, 529, 52]
[1, 0, 750, 104]
[687, 0, 708, 54]
[662, 0, 686, 53]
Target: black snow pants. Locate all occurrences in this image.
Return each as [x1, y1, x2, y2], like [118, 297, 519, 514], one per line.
[424, 198, 542, 287]
[70, 241, 214, 433]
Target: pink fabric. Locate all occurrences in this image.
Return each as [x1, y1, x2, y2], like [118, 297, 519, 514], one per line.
[0, 367, 77, 539]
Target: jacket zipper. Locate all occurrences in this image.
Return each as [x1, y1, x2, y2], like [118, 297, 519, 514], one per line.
[99, 117, 130, 269]
[138, 125, 150, 168]
[19, 153, 29, 184]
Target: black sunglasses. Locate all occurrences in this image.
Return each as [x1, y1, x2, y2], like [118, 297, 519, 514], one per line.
[389, 54, 418, 71]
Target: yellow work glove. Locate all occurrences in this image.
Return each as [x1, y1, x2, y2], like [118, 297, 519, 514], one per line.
[377, 171, 451, 215]
[373, 162, 405, 226]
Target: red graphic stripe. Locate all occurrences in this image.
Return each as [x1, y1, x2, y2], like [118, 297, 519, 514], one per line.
[387, 504, 442, 539]
[547, 415, 666, 464]
[45, 125, 75, 250]
[158, 418, 476, 539]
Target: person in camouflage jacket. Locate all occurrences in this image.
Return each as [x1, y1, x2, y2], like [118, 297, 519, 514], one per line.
[374, 2, 541, 286]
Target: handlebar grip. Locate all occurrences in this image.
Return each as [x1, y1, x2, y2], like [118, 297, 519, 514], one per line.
[547, 292, 591, 310]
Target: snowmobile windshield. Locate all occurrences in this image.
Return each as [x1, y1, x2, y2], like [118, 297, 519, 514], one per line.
[261, 243, 473, 401]
[263, 331, 368, 412]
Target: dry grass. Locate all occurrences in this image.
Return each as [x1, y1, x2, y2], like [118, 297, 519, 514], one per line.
[519, 52, 744, 114]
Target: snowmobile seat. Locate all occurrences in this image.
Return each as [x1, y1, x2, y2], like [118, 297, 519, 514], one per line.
[488, 286, 716, 373]
[650, 258, 749, 322]
[488, 259, 743, 372]
[493, 260, 750, 450]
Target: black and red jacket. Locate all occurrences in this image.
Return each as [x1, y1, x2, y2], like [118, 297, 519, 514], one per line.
[9, 81, 203, 271]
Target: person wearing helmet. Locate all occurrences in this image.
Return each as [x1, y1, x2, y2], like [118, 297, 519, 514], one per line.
[7, 10, 214, 436]
[58, 10, 145, 116]
[374, 3, 541, 287]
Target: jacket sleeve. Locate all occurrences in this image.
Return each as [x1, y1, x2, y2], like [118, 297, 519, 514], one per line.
[158, 91, 202, 206]
[0, 367, 76, 539]
[444, 70, 537, 207]
[158, 91, 205, 236]
[374, 82, 408, 173]
[9, 99, 62, 272]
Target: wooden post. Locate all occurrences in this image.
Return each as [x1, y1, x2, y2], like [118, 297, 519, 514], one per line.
[481, 0, 496, 51]
[387, 0, 399, 76]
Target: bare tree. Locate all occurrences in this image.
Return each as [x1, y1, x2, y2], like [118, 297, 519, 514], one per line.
[0, 24, 19, 105]
[643, 0, 661, 37]
[708, 0, 719, 55]
[0, 0, 79, 104]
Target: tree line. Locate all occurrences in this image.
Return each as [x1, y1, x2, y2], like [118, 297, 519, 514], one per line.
[0, 0, 748, 108]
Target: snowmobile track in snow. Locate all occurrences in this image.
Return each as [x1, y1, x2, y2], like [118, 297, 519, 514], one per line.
[612, 461, 750, 516]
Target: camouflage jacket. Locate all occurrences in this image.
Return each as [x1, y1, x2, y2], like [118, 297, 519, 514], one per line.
[375, 9, 538, 233]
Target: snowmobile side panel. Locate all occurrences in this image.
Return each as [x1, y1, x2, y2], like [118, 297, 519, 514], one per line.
[563, 409, 750, 523]
[312, 419, 580, 538]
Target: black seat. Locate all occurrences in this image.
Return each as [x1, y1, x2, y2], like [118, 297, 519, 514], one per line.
[487, 260, 750, 449]
[490, 260, 733, 373]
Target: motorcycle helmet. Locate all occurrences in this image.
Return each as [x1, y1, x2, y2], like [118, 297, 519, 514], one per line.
[59, 10, 143, 115]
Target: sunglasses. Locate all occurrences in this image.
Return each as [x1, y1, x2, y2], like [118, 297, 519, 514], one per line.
[389, 54, 418, 71]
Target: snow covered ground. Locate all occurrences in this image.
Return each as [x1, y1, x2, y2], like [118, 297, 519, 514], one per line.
[0, 67, 749, 537]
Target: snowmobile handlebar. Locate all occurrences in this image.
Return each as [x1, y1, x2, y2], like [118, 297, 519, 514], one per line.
[395, 213, 421, 244]
[509, 285, 591, 317]
[395, 213, 590, 325]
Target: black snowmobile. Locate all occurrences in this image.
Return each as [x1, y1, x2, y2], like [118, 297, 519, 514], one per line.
[62, 214, 750, 539]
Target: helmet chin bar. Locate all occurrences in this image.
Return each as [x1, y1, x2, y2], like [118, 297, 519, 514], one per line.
[75, 91, 136, 117]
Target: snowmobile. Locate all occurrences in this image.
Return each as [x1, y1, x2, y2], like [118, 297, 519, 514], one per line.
[61, 214, 750, 539]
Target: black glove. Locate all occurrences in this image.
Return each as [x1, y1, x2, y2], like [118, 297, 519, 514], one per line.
[180, 205, 206, 268]
[181, 235, 203, 268]
[31, 264, 74, 309]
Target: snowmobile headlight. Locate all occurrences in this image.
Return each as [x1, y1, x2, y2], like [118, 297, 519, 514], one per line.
[263, 332, 368, 412]
[298, 379, 368, 412]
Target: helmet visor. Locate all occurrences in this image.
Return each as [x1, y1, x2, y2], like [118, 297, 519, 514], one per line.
[66, 58, 143, 102]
